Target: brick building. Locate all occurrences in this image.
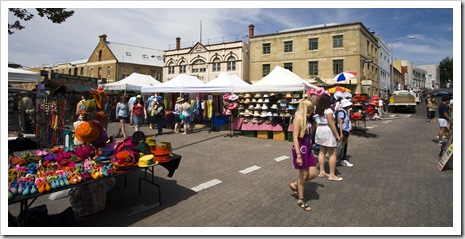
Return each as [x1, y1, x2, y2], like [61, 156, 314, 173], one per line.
[248, 22, 380, 94]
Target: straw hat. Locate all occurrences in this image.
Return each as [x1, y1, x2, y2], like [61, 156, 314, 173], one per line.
[176, 97, 184, 103]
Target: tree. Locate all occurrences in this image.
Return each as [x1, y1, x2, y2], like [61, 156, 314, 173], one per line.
[439, 57, 453, 88]
[8, 8, 74, 35]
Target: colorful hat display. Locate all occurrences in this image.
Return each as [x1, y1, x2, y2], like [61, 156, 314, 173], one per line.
[153, 145, 171, 163]
[74, 145, 95, 160]
[334, 91, 344, 100]
[145, 137, 157, 147]
[223, 94, 230, 100]
[90, 120, 108, 148]
[75, 120, 100, 143]
[136, 154, 158, 167]
[229, 94, 239, 101]
[94, 147, 114, 162]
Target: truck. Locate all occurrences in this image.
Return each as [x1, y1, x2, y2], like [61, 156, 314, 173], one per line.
[388, 90, 417, 113]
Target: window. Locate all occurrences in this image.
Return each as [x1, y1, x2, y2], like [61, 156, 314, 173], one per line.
[262, 64, 271, 77]
[74, 68, 78, 75]
[308, 38, 318, 50]
[308, 61, 318, 76]
[98, 67, 102, 79]
[133, 68, 139, 73]
[151, 70, 156, 78]
[283, 63, 293, 72]
[68, 69, 72, 75]
[168, 62, 175, 74]
[179, 61, 187, 74]
[192, 59, 206, 73]
[143, 54, 148, 58]
[107, 66, 111, 76]
[333, 35, 343, 48]
[284, 41, 293, 52]
[227, 56, 236, 71]
[212, 57, 221, 72]
[99, 50, 103, 61]
[126, 52, 131, 56]
[80, 67, 84, 75]
[90, 68, 94, 77]
[333, 60, 344, 75]
[263, 43, 271, 54]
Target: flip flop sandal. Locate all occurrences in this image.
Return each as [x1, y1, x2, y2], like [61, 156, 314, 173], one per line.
[289, 182, 299, 199]
[298, 199, 312, 212]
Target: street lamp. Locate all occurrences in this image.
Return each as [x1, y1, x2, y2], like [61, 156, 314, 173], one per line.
[390, 36, 415, 92]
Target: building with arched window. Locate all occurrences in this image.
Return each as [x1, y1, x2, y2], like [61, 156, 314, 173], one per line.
[163, 33, 250, 83]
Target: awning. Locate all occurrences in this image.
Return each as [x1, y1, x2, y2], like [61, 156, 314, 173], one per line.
[65, 83, 96, 93]
[46, 79, 97, 93]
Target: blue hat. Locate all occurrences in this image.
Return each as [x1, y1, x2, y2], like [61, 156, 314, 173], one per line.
[156, 96, 163, 101]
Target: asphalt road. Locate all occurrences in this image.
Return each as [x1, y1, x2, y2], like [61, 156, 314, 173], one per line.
[7, 104, 456, 236]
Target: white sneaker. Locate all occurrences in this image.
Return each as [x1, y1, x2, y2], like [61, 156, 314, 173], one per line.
[341, 160, 353, 167]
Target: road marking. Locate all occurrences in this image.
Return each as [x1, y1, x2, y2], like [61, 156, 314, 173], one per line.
[390, 115, 398, 118]
[274, 155, 289, 162]
[191, 179, 222, 192]
[239, 165, 261, 174]
[366, 126, 374, 129]
[407, 114, 412, 117]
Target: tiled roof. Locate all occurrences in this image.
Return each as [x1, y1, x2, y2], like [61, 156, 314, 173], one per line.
[107, 42, 164, 67]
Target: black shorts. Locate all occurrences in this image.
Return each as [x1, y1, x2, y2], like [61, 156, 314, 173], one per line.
[118, 116, 128, 121]
[174, 114, 181, 123]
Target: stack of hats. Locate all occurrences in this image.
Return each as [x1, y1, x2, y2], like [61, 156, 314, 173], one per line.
[223, 94, 239, 115]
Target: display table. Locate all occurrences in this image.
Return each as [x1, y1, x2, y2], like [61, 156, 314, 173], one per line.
[9, 154, 182, 226]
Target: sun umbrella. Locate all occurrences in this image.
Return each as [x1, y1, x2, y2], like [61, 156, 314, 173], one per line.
[328, 86, 351, 93]
[333, 71, 357, 82]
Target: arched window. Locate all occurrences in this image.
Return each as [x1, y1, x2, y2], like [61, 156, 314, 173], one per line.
[179, 60, 187, 74]
[227, 56, 236, 71]
[212, 57, 221, 72]
[192, 59, 206, 73]
[98, 50, 103, 61]
[168, 62, 175, 74]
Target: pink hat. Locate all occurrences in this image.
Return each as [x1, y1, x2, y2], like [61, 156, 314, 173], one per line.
[315, 88, 325, 96]
[223, 94, 230, 100]
[307, 88, 317, 96]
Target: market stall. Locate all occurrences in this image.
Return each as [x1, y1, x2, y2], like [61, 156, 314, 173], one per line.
[98, 72, 161, 93]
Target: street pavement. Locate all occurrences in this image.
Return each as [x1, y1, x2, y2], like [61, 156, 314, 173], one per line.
[7, 102, 456, 235]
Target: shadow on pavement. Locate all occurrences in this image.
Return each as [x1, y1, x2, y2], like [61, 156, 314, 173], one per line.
[74, 170, 196, 227]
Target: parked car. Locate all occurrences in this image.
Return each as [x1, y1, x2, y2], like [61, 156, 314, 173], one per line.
[432, 90, 453, 97]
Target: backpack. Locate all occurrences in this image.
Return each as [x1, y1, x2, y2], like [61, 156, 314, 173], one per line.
[334, 109, 346, 132]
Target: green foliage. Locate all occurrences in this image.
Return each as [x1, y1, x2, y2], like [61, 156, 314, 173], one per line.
[8, 8, 74, 35]
[439, 57, 453, 87]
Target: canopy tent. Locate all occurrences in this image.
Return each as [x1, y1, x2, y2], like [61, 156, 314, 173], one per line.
[203, 72, 250, 93]
[141, 74, 205, 93]
[8, 67, 40, 83]
[98, 73, 161, 92]
[234, 66, 318, 93]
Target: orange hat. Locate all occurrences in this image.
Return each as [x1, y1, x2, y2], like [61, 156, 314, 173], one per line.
[75, 121, 100, 143]
[153, 146, 171, 163]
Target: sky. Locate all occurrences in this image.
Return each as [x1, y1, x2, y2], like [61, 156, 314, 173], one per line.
[3, 1, 458, 69]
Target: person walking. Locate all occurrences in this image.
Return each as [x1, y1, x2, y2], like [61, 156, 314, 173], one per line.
[337, 99, 354, 167]
[173, 97, 183, 133]
[128, 94, 137, 127]
[146, 93, 156, 128]
[115, 96, 129, 138]
[180, 98, 192, 135]
[75, 93, 87, 121]
[288, 98, 318, 212]
[427, 97, 437, 123]
[130, 95, 147, 132]
[314, 93, 342, 181]
[437, 95, 452, 145]
[153, 96, 165, 136]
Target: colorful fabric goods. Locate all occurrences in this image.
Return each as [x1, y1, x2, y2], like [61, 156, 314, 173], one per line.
[74, 145, 95, 161]
[75, 120, 100, 143]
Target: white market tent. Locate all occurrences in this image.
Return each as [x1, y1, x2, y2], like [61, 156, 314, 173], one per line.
[234, 66, 318, 93]
[141, 74, 205, 93]
[203, 72, 250, 93]
[98, 72, 161, 92]
[8, 67, 40, 83]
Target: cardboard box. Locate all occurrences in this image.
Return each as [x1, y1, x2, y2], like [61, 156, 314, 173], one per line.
[273, 131, 286, 141]
[257, 131, 269, 139]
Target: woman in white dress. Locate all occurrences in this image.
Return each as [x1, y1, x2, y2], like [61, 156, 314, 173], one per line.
[314, 94, 342, 181]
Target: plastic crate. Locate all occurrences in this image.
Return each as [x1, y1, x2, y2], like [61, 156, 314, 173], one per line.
[257, 131, 269, 139]
[273, 131, 286, 141]
[243, 131, 256, 138]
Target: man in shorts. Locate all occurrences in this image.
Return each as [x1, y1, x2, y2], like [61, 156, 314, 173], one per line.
[437, 95, 452, 145]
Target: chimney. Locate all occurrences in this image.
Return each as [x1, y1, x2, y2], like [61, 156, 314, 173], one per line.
[176, 37, 181, 50]
[248, 24, 255, 38]
[99, 34, 107, 43]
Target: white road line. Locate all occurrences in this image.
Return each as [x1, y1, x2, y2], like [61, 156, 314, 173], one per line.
[191, 179, 222, 192]
[239, 165, 261, 174]
[407, 114, 412, 117]
[274, 155, 289, 162]
[366, 126, 374, 129]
